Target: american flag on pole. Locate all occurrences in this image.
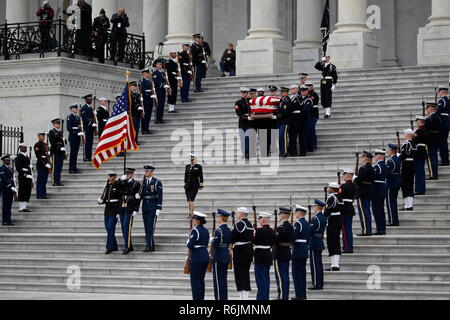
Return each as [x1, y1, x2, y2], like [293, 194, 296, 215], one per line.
[92, 83, 139, 169]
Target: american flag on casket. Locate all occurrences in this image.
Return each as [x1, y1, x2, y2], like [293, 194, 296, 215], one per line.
[248, 96, 281, 114]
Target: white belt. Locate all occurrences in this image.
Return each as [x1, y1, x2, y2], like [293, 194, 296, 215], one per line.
[295, 239, 307, 243]
[374, 180, 386, 184]
[292, 110, 301, 114]
[106, 199, 119, 203]
[254, 245, 271, 250]
[331, 212, 341, 216]
[183, 63, 189, 66]
[343, 199, 353, 202]
[324, 76, 333, 80]
[404, 158, 414, 161]
[234, 242, 251, 246]
[194, 245, 206, 248]
[417, 143, 426, 147]
[72, 127, 79, 129]
[313, 106, 319, 108]
[441, 113, 449, 116]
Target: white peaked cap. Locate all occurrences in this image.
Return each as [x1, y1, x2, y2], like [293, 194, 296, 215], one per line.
[237, 207, 249, 214]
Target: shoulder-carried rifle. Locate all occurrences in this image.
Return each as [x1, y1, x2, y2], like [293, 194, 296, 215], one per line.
[308, 195, 312, 223]
[92, 92, 99, 136]
[337, 160, 341, 185]
[422, 96, 426, 117]
[228, 210, 235, 270]
[206, 201, 215, 272]
[396, 131, 401, 151]
[252, 195, 257, 229]
[289, 195, 293, 225]
[355, 152, 360, 177]
[183, 217, 194, 274]
[323, 186, 328, 202]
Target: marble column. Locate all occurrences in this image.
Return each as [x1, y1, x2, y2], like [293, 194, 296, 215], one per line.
[327, 0, 381, 69]
[92, 0, 118, 18]
[417, 0, 450, 65]
[292, 0, 323, 73]
[5, 0, 28, 23]
[237, 0, 292, 75]
[142, 0, 167, 53]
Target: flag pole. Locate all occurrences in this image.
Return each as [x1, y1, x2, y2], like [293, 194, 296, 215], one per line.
[124, 69, 131, 174]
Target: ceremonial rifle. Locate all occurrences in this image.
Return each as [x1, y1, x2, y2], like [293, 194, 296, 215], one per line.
[228, 211, 235, 270]
[206, 201, 215, 272]
[45, 126, 52, 174]
[162, 59, 172, 96]
[434, 78, 439, 104]
[355, 151, 360, 177]
[28, 146, 34, 189]
[422, 96, 426, 117]
[409, 112, 414, 130]
[183, 217, 194, 274]
[289, 195, 293, 225]
[323, 186, 328, 203]
[396, 131, 401, 152]
[252, 194, 257, 230]
[92, 91, 99, 136]
[272, 203, 278, 255]
[176, 54, 183, 88]
[336, 160, 341, 185]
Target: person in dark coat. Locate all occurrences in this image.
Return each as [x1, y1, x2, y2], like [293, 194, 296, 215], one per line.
[340, 169, 357, 253]
[220, 43, 236, 77]
[110, 8, 129, 62]
[425, 103, 442, 180]
[78, 0, 92, 57]
[34, 132, 52, 199]
[36, 1, 55, 52]
[92, 8, 110, 63]
[386, 144, 401, 226]
[184, 154, 203, 218]
[15, 144, 33, 213]
[399, 129, 416, 211]
[96, 97, 110, 138]
[308, 200, 327, 290]
[0, 155, 17, 225]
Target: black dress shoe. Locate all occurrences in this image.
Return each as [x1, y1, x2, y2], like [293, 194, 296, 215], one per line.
[342, 250, 354, 254]
[104, 250, 114, 254]
[439, 163, 449, 167]
[4, 222, 14, 226]
[374, 231, 386, 235]
[414, 192, 425, 196]
[143, 247, 151, 253]
[151, 246, 155, 252]
[53, 183, 64, 186]
[291, 297, 307, 300]
[308, 287, 323, 290]
[122, 248, 131, 255]
[357, 233, 372, 236]
[387, 224, 399, 227]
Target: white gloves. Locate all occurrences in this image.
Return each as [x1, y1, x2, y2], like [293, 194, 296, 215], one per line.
[202, 60, 206, 64]
[177, 77, 182, 80]
[92, 123, 97, 128]
[11, 187, 18, 194]
[151, 95, 157, 99]
[77, 132, 85, 136]
[97, 198, 103, 204]
[120, 175, 127, 180]
[188, 71, 193, 75]
[164, 85, 170, 89]
[116, 214, 120, 220]
[156, 209, 161, 217]
[60, 147, 66, 152]
[132, 211, 138, 217]
[331, 85, 336, 91]
[135, 193, 141, 200]
[321, 56, 327, 62]
[26, 175, 33, 180]
[93, 111, 97, 116]
[45, 163, 51, 169]
[140, 97, 144, 102]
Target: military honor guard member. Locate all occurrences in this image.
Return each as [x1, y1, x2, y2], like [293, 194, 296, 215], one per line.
[231, 207, 254, 300]
[67, 104, 84, 174]
[324, 182, 343, 270]
[253, 212, 275, 300]
[211, 209, 232, 300]
[140, 68, 156, 134]
[0, 155, 17, 225]
[425, 103, 441, 180]
[165, 51, 181, 114]
[436, 87, 450, 166]
[309, 199, 327, 290]
[386, 144, 401, 226]
[129, 81, 144, 144]
[118, 168, 141, 255]
[96, 97, 110, 138]
[299, 73, 308, 87]
[235, 88, 255, 159]
[15, 144, 33, 213]
[80, 94, 97, 162]
[355, 151, 375, 236]
[299, 86, 313, 156]
[191, 33, 207, 93]
[314, 56, 338, 119]
[184, 154, 203, 218]
[48, 118, 65, 186]
[97, 170, 122, 254]
[187, 211, 210, 301]
[372, 149, 388, 235]
[399, 129, 416, 211]
[137, 165, 163, 252]
[179, 43, 193, 103]
[256, 88, 265, 97]
[273, 207, 294, 300]
[277, 87, 291, 158]
[152, 60, 169, 124]
[269, 85, 278, 97]
[34, 132, 52, 199]
[288, 86, 302, 156]
[291, 205, 311, 300]
[413, 116, 429, 195]
[307, 82, 320, 152]
[340, 169, 356, 253]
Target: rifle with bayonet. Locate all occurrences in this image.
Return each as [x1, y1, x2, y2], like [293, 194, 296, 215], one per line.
[206, 201, 215, 272]
[183, 217, 194, 274]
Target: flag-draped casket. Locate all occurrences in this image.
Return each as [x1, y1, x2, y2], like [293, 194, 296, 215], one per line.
[248, 96, 281, 115]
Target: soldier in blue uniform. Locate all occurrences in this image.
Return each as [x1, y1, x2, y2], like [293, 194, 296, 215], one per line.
[97, 170, 122, 254]
[80, 94, 97, 162]
[372, 149, 389, 235]
[191, 34, 207, 93]
[291, 205, 311, 300]
[273, 207, 294, 300]
[277, 87, 291, 158]
[355, 151, 375, 236]
[0, 155, 17, 226]
[425, 103, 442, 180]
[309, 199, 327, 290]
[140, 69, 156, 135]
[67, 104, 84, 174]
[399, 129, 416, 211]
[235, 88, 255, 159]
[187, 211, 210, 300]
[179, 43, 193, 103]
[231, 207, 254, 300]
[129, 81, 144, 145]
[253, 212, 275, 300]
[340, 169, 356, 253]
[34, 132, 51, 199]
[299, 86, 313, 156]
[152, 60, 168, 124]
[48, 119, 65, 186]
[314, 56, 338, 119]
[15, 143, 33, 213]
[324, 182, 343, 270]
[211, 209, 232, 300]
[96, 98, 110, 138]
[306, 83, 320, 152]
[436, 87, 450, 166]
[413, 116, 429, 195]
[118, 168, 141, 255]
[386, 144, 401, 226]
[137, 165, 163, 252]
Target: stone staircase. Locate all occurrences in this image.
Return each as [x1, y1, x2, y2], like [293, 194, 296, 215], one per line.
[1, 65, 450, 300]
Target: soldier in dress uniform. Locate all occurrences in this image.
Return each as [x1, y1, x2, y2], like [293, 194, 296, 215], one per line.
[288, 86, 302, 157]
[306, 83, 320, 152]
[425, 103, 441, 180]
[118, 168, 141, 255]
[277, 87, 291, 158]
[191, 33, 207, 93]
[372, 149, 388, 235]
[386, 144, 401, 226]
[67, 104, 84, 174]
[355, 151, 375, 236]
[15, 144, 33, 213]
[184, 154, 203, 218]
[166, 51, 181, 114]
[211, 209, 232, 300]
[340, 169, 356, 253]
[129, 81, 144, 144]
[299, 73, 308, 87]
[235, 88, 255, 159]
[187, 211, 210, 301]
[253, 212, 275, 300]
[308, 199, 327, 290]
[324, 182, 343, 270]
[291, 205, 310, 300]
[179, 44, 193, 103]
[314, 56, 338, 119]
[257, 88, 265, 97]
[289, 87, 312, 157]
[48, 118, 65, 186]
[0, 155, 17, 225]
[140, 68, 156, 135]
[273, 207, 294, 300]
[97, 170, 122, 254]
[80, 94, 97, 162]
[231, 207, 254, 300]
[436, 87, 450, 166]
[413, 116, 429, 195]
[34, 132, 52, 199]
[152, 60, 168, 124]
[269, 85, 278, 97]
[137, 165, 163, 252]
[96, 97, 110, 138]
[399, 129, 416, 211]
